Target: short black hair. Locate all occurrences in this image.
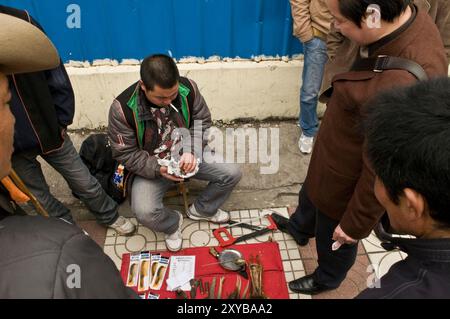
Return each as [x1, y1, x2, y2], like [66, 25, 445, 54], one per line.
[339, 0, 411, 28]
[140, 54, 180, 91]
[364, 77, 450, 228]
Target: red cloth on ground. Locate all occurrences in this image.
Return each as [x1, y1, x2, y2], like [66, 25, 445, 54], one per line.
[120, 242, 289, 299]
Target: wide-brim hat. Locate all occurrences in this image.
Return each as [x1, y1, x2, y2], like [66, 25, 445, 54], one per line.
[0, 13, 59, 74]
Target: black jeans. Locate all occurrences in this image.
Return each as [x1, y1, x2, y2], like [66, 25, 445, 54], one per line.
[12, 134, 119, 225]
[289, 186, 358, 288]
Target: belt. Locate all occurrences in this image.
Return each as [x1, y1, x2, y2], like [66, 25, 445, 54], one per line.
[312, 28, 327, 41]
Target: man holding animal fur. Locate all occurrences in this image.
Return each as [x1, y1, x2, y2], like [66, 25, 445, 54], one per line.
[108, 54, 242, 252]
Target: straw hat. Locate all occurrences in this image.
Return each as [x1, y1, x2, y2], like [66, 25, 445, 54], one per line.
[0, 13, 59, 74]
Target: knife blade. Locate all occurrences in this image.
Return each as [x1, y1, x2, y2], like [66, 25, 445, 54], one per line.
[217, 277, 225, 299]
[234, 228, 272, 244]
[203, 282, 210, 299]
[227, 276, 242, 299]
[199, 279, 205, 295]
[238, 265, 249, 280]
[190, 279, 198, 299]
[241, 281, 250, 299]
[208, 277, 217, 299]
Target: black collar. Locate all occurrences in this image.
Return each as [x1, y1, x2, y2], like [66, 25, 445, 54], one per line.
[381, 236, 450, 263]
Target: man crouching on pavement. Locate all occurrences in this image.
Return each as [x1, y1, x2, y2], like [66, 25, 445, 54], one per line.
[108, 54, 242, 252]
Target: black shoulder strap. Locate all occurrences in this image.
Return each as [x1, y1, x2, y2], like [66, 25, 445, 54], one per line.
[117, 88, 140, 147]
[351, 55, 428, 81]
[116, 82, 140, 130]
[120, 102, 141, 149]
[122, 102, 136, 131]
[179, 77, 196, 111]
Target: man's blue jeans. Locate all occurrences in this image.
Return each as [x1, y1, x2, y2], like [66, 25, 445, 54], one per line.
[12, 133, 119, 225]
[299, 37, 328, 137]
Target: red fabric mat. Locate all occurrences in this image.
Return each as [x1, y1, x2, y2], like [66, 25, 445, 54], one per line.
[120, 242, 289, 299]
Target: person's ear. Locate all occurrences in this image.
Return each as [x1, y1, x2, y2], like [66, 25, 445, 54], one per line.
[403, 188, 425, 220]
[139, 80, 147, 92]
[365, 4, 381, 29]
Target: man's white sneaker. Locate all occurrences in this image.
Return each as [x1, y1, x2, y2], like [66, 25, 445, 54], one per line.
[299, 133, 314, 154]
[186, 204, 230, 224]
[109, 216, 136, 236]
[165, 211, 183, 252]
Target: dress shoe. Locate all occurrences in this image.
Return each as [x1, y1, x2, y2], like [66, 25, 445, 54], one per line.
[271, 213, 290, 233]
[271, 213, 309, 246]
[294, 236, 309, 246]
[288, 274, 333, 295]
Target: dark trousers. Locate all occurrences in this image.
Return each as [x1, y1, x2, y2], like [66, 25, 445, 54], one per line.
[289, 187, 358, 288]
[12, 134, 119, 225]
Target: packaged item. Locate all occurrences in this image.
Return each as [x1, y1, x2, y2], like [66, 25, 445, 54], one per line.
[113, 164, 125, 191]
[126, 253, 140, 287]
[150, 257, 169, 290]
[138, 251, 151, 292]
[150, 254, 161, 280]
[147, 293, 160, 299]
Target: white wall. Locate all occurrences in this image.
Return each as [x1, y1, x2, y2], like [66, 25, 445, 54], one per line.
[67, 60, 304, 129]
[67, 60, 450, 129]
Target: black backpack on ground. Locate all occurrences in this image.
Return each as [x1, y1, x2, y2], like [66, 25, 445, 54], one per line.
[78, 133, 126, 204]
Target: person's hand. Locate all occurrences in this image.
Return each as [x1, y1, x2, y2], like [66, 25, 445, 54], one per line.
[160, 166, 184, 182]
[332, 224, 357, 245]
[179, 153, 197, 174]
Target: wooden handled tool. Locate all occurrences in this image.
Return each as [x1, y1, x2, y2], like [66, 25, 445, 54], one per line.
[8, 169, 49, 217]
[1, 176, 30, 203]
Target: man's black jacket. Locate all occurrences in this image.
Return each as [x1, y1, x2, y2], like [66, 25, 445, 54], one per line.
[0, 215, 137, 298]
[357, 236, 450, 299]
[0, 5, 75, 154]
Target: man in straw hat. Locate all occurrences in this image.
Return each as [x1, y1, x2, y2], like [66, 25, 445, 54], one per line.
[0, 12, 137, 298]
[0, 5, 135, 235]
[0, 10, 60, 217]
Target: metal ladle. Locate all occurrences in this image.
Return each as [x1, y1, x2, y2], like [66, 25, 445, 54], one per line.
[207, 247, 248, 279]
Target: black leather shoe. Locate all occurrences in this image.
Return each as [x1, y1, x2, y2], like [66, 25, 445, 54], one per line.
[288, 274, 333, 295]
[271, 213, 309, 246]
[271, 213, 290, 233]
[296, 237, 309, 246]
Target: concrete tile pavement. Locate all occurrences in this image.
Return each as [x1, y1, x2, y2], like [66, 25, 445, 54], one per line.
[60, 122, 404, 299]
[286, 207, 404, 299]
[96, 207, 312, 299]
[77, 204, 404, 300]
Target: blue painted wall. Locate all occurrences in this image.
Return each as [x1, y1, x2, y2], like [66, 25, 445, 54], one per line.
[0, 0, 303, 62]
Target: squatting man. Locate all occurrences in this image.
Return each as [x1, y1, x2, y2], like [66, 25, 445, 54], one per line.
[108, 54, 243, 252]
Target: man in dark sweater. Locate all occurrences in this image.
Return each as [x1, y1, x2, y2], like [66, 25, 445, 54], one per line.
[0, 10, 60, 218]
[0, 12, 136, 299]
[0, 5, 135, 235]
[357, 77, 450, 299]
